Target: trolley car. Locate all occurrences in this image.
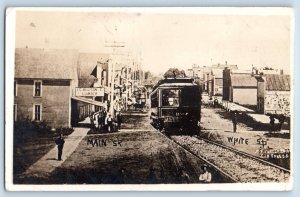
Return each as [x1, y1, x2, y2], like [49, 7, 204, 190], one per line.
[150, 78, 201, 134]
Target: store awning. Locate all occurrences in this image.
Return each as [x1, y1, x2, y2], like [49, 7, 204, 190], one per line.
[71, 96, 105, 107]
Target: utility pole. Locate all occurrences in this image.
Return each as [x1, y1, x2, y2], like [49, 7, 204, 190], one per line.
[105, 41, 125, 117]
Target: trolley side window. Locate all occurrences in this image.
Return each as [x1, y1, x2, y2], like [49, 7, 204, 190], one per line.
[161, 89, 180, 107]
[182, 87, 200, 107]
[151, 91, 158, 108]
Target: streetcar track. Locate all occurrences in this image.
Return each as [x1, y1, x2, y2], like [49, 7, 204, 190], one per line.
[169, 134, 290, 182]
[197, 136, 290, 173]
[154, 130, 238, 183]
[152, 126, 290, 183]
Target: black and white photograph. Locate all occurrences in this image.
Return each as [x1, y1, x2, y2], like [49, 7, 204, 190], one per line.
[5, 7, 294, 191]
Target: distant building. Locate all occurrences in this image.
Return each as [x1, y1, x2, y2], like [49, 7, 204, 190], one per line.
[256, 74, 290, 116]
[14, 48, 78, 128]
[78, 53, 110, 88]
[74, 53, 110, 121]
[205, 62, 238, 97]
[254, 67, 284, 75]
[223, 68, 257, 105]
[211, 68, 224, 97]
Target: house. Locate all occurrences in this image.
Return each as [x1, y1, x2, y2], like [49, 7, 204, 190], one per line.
[204, 62, 238, 97]
[256, 74, 290, 116]
[14, 48, 78, 128]
[223, 68, 257, 106]
[211, 68, 224, 97]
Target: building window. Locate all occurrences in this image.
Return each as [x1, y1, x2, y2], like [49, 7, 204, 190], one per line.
[14, 80, 17, 96]
[13, 104, 17, 121]
[33, 104, 42, 121]
[34, 80, 42, 97]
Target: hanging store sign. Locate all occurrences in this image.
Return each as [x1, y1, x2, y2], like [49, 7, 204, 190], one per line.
[75, 87, 104, 97]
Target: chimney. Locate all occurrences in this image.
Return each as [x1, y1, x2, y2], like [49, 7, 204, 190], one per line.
[280, 69, 284, 75]
[225, 61, 227, 65]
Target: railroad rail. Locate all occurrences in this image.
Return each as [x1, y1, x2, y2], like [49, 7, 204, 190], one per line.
[156, 131, 239, 183]
[169, 135, 290, 183]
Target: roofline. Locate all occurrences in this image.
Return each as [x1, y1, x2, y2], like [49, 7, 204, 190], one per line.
[232, 86, 257, 89]
[152, 77, 197, 92]
[14, 77, 73, 80]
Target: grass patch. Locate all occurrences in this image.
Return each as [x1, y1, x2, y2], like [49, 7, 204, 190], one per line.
[13, 120, 74, 181]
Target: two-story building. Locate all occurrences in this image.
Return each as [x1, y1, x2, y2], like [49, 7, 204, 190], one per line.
[14, 48, 78, 128]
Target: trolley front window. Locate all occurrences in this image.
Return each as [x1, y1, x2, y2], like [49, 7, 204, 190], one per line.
[162, 89, 180, 107]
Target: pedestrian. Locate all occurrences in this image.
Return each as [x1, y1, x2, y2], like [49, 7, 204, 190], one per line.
[55, 133, 65, 161]
[278, 115, 285, 131]
[116, 112, 123, 130]
[175, 167, 190, 183]
[145, 166, 157, 184]
[103, 109, 107, 122]
[232, 111, 237, 132]
[90, 114, 95, 130]
[199, 164, 212, 183]
[213, 98, 218, 108]
[98, 110, 104, 130]
[117, 168, 128, 184]
[106, 114, 113, 132]
[269, 115, 275, 131]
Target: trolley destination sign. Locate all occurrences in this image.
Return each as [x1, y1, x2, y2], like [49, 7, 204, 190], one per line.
[75, 87, 104, 97]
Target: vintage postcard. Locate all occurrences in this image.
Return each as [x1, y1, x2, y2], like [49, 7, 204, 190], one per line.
[5, 7, 294, 191]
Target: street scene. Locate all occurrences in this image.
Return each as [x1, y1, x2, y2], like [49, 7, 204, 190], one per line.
[7, 8, 293, 190]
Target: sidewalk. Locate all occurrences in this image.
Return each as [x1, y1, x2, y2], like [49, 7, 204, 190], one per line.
[217, 100, 284, 124]
[20, 127, 89, 179]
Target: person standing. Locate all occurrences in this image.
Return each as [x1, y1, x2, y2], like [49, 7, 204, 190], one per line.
[55, 134, 65, 161]
[106, 114, 113, 132]
[116, 112, 123, 130]
[199, 164, 212, 183]
[175, 167, 190, 183]
[213, 98, 218, 108]
[98, 110, 104, 130]
[232, 111, 238, 132]
[90, 114, 95, 130]
[269, 115, 275, 131]
[278, 115, 285, 131]
[145, 166, 158, 184]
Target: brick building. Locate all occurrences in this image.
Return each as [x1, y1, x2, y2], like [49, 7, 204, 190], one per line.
[256, 74, 290, 116]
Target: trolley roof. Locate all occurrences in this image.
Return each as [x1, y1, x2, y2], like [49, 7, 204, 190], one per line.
[152, 77, 197, 91]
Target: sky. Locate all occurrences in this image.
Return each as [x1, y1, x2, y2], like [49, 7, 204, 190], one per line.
[15, 9, 292, 74]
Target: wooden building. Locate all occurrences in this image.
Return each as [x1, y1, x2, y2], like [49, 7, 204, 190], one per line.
[14, 48, 78, 128]
[223, 68, 257, 106]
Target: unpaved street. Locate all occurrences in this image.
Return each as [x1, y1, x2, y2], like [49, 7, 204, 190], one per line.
[17, 113, 228, 184]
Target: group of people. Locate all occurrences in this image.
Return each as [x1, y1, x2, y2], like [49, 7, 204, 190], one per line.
[269, 114, 286, 131]
[118, 165, 212, 184]
[89, 109, 123, 132]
